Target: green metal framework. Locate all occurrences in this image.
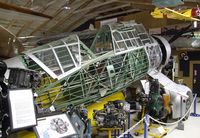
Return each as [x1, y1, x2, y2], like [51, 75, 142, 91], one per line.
[19, 21, 163, 110]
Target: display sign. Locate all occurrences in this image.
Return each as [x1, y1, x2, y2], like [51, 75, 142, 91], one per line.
[35, 113, 77, 138]
[8, 89, 37, 131]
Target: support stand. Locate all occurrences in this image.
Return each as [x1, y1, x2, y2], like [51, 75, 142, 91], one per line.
[134, 107, 168, 138]
[177, 96, 184, 130]
[126, 112, 133, 138]
[190, 94, 200, 117]
[87, 119, 92, 138]
[122, 112, 133, 138]
[99, 128, 122, 138]
[144, 114, 148, 138]
[177, 121, 184, 130]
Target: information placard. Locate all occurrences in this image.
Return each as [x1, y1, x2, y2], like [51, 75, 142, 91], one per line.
[8, 89, 37, 130]
[35, 113, 77, 138]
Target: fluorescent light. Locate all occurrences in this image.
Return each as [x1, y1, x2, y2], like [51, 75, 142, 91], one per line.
[63, 6, 71, 10]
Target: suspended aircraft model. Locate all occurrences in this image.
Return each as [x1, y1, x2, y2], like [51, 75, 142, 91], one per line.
[4, 21, 192, 119]
[151, 7, 200, 21]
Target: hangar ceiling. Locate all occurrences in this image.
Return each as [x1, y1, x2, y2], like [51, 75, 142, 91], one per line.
[0, 0, 200, 59]
[0, 0, 199, 37]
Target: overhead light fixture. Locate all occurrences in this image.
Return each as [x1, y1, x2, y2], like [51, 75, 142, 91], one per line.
[63, 6, 71, 10]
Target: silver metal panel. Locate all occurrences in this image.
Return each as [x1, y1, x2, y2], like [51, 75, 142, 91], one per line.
[148, 70, 190, 98]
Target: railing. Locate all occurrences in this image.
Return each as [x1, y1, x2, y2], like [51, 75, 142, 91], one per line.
[118, 94, 198, 138]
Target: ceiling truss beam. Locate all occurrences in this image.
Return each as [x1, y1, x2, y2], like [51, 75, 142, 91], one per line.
[0, 1, 52, 19]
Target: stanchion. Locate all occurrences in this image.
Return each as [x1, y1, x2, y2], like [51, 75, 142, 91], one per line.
[122, 111, 132, 138]
[190, 94, 200, 117]
[144, 114, 148, 138]
[127, 111, 131, 138]
[118, 117, 145, 138]
[87, 119, 92, 138]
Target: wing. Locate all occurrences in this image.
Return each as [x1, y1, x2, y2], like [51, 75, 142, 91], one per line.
[151, 8, 200, 21]
[165, 7, 200, 21]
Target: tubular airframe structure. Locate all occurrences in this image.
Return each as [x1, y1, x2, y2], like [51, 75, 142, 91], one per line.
[5, 21, 186, 112]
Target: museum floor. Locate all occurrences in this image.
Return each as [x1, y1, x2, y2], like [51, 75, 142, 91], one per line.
[133, 97, 200, 138]
[164, 97, 200, 138]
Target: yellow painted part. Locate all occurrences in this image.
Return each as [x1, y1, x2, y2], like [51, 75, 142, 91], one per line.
[36, 77, 61, 108]
[135, 124, 168, 138]
[15, 131, 36, 138]
[151, 8, 165, 18]
[86, 91, 125, 127]
[163, 94, 171, 114]
[151, 8, 200, 21]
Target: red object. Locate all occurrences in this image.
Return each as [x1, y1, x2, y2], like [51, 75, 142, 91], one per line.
[192, 8, 200, 17]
